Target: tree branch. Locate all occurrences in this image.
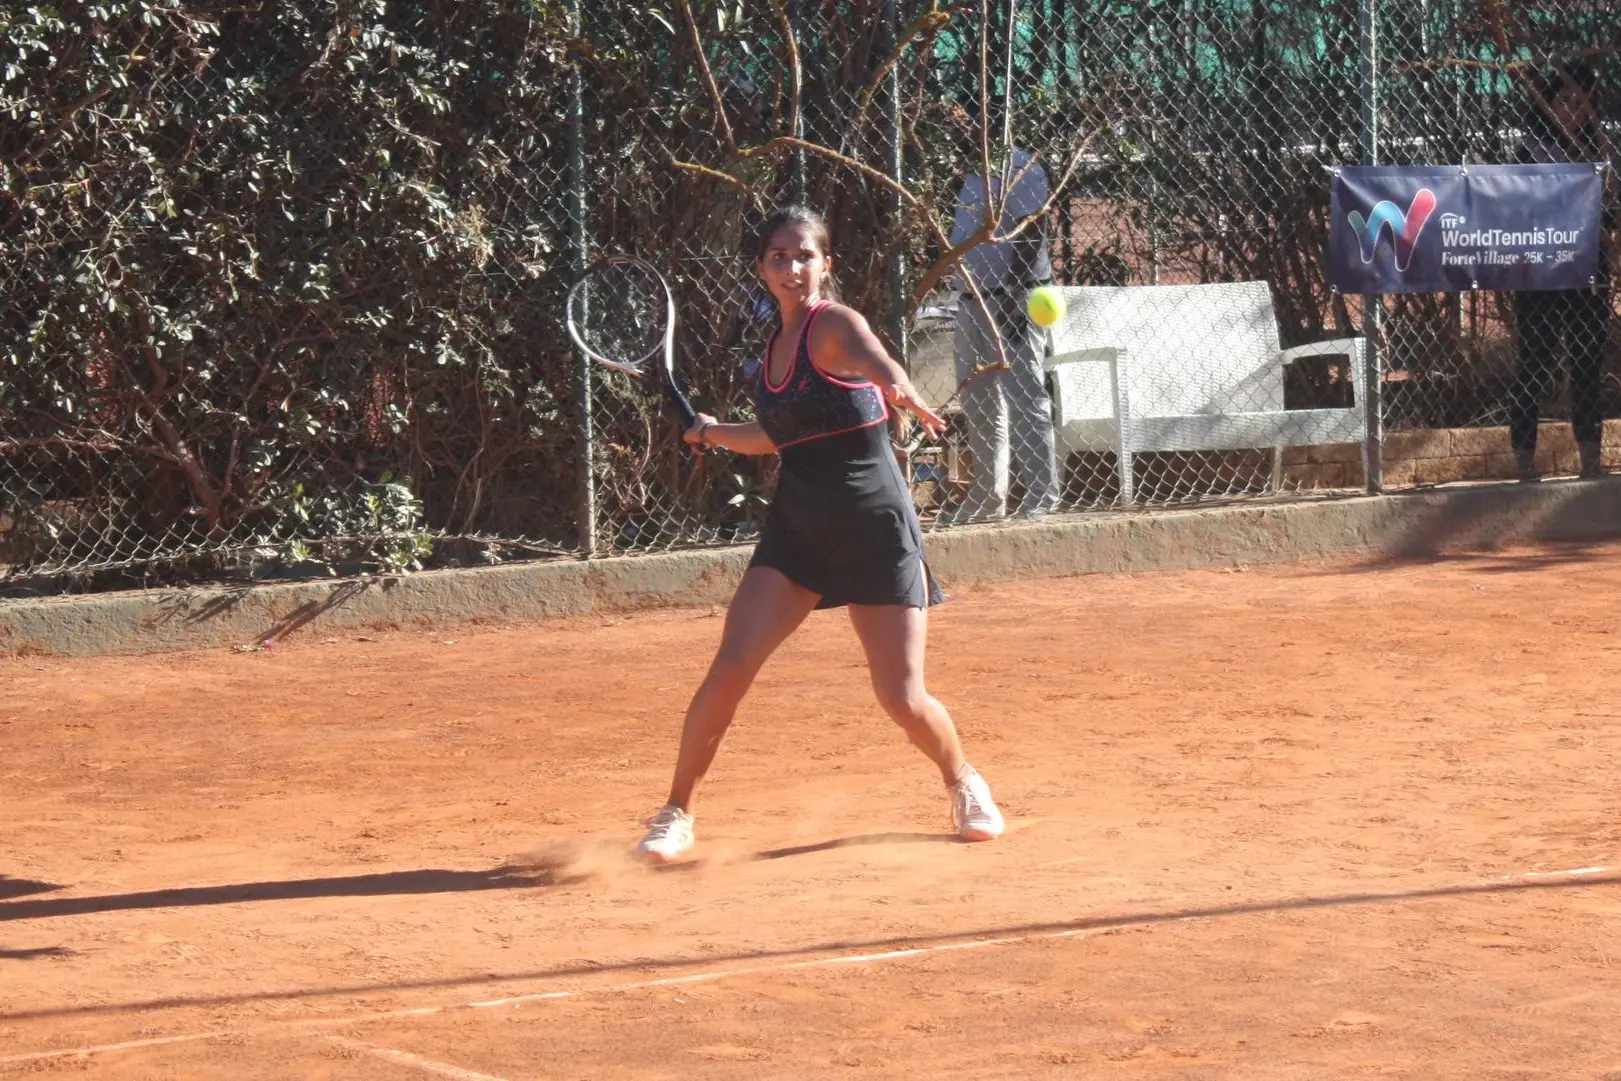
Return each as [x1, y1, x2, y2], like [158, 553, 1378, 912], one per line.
[766, 0, 803, 165]
[978, 0, 995, 222]
[849, 9, 955, 134]
[669, 156, 762, 199]
[678, 0, 737, 154]
[0, 436, 128, 456]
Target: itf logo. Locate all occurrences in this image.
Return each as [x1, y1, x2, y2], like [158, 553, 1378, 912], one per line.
[1347, 189, 1438, 271]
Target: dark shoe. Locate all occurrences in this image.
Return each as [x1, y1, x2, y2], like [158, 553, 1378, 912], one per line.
[1515, 448, 1540, 484]
[1579, 441, 1606, 477]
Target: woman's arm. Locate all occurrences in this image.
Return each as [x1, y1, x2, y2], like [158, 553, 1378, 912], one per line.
[684, 414, 777, 456]
[810, 306, 947, 437]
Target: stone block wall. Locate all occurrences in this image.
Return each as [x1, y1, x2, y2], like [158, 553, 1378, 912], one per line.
[1283, 419, 1621, 489]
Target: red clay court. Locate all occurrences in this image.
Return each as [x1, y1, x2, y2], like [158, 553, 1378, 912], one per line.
[3, 543, 1620, 1079]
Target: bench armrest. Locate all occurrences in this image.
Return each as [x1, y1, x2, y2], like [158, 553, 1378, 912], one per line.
[1278, 336, 1366, 399]
[1278, 337, 1361, 365]
[1044, 346, 1121, 372]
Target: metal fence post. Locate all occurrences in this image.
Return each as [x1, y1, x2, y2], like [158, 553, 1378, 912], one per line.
[1358, 0, 1385, 494]
[567, 0, 597, 554]
[882, 0, 906, 363]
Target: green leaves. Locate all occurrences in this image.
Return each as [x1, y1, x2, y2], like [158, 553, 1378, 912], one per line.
[3, 0, 581, 580]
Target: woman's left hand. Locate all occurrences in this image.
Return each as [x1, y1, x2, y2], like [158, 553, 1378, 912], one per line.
[886, 381, 946, 438]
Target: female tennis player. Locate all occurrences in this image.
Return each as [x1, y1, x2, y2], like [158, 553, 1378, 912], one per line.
[637, 206, 1004, 861]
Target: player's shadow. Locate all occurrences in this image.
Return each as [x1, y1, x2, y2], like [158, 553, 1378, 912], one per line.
[752, 832, 961, 861]
[0, 877, 61, 901]
[0, 866, 551, 923]
[0, 838, 958, 917]
[6, 870, 1615, 1023]
[644, 832, 962, 875]
[1, 945, 73, 960]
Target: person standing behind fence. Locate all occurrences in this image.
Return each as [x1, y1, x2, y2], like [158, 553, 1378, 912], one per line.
[1509, 61, 1616, 482]
[947, 147, 1061, 521]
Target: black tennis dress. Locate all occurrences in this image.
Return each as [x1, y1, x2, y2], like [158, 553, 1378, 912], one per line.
[749, 300, 944, 609]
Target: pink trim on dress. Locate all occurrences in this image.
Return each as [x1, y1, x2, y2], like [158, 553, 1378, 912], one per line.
[811, 364, 881, 390]
[761, 299, 889, 448]
[772, 413, 890, 449]
[764, 300, 829, 394]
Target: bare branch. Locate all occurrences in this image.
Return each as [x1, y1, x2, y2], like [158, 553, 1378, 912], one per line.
[998, 125, 1108, 246]
[677, 0, 736, 154]
[999, 0, 1016, 196]
[0, 436, 129, 456]
[669, 156, 762, 200]
[978, 0, 995, 222]
[848, 9, 956, 142]
[738, 136, 924, 207]
[1393, 48, 1621, 77]
[766, 0, 803, 165]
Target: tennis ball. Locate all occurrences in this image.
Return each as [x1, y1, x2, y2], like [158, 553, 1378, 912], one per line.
[1026, 285, 1065, 328]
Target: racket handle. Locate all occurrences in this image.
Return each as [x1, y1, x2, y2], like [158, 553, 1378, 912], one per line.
[661, 373, 697, 431]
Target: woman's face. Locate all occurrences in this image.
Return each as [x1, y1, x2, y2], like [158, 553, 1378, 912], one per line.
[757, 224, 830, 308]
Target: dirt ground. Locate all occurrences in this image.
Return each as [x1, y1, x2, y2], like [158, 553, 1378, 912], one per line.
[3, 542, 1620, 1079]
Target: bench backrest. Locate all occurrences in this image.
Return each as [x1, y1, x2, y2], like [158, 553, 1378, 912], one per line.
[1048, 281, 1285, 420]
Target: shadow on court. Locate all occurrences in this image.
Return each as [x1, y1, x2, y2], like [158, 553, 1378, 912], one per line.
[1303, 479, 1621, 577]
[1308, 541, 1614, 578]
[0, 877, 61, 901]
[1, 834, 960, 920]
[0, 945, 73, 960]
[648, 832, 961, 875]
[0, 865, 552, 923]
[753, 831, 961, 861]
[4, 870, 1614, 1023]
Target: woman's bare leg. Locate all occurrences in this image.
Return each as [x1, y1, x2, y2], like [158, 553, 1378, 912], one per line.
[846, 602, 966, 784]
[665, 567, 820, 810]
[848, 600, 1002, 839]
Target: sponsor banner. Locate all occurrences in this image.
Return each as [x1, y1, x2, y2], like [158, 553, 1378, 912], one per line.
[1329, 164, 1603, 294]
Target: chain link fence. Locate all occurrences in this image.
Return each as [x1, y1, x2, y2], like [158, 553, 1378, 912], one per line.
[3, 1, 1616, 595]
[1375, 2, 1619, 485]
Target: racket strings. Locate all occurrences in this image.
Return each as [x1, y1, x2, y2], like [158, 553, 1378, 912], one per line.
[567, 263, 670, 375]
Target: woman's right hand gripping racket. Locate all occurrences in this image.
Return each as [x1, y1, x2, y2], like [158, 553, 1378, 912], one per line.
[566, 255, 700, 442]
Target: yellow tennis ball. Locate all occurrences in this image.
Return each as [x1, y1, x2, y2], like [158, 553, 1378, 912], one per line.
[1026, 286, 1065, 327]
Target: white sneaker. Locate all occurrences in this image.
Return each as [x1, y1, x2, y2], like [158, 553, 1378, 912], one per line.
[950, 766, 1004, 841]
[636, 805, 694, 863]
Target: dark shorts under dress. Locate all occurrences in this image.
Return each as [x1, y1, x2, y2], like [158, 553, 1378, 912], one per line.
[749, 301, 944, 610]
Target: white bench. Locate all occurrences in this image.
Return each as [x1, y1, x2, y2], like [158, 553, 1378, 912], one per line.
[1044, 281, 1367, 503]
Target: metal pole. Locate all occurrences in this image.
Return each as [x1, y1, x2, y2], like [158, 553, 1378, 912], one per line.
[883, 0, 907, 363]
[1146, 8, 1160, 285]
[1055, 0, 1073, 277]
[567, 0, 597, 554]
[1358, 0, 1384, 494]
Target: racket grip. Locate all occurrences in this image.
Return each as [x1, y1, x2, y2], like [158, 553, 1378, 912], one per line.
[662, 377, 697, 431]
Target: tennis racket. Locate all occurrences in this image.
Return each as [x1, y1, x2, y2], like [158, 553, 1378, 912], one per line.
[565, 255, 698, 433]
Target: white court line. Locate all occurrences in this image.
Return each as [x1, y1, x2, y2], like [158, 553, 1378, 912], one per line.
[1, 862, 1611, 1068]
[0, 1031, 221, 1062]
[327, 1036, 514, 1081]
[1520, 866, 1608, 878]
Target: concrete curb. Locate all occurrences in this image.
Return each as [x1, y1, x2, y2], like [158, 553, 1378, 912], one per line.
[3, 478, 1619, 658]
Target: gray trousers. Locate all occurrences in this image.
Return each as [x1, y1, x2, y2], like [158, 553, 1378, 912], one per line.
[952, 290, 1059, 518]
